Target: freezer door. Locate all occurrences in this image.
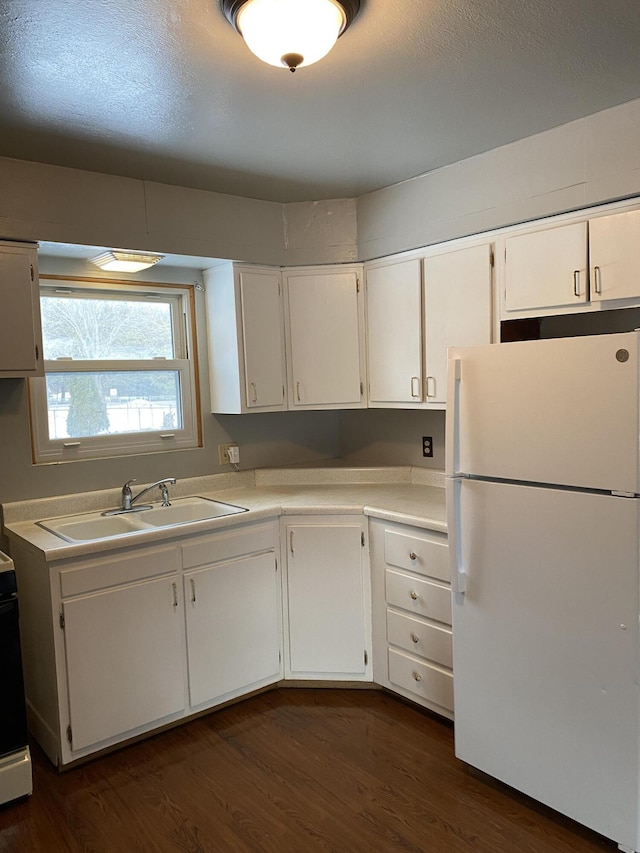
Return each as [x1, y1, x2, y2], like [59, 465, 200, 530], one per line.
[447, 331, 640, 493]
[452, 478, 640, 850]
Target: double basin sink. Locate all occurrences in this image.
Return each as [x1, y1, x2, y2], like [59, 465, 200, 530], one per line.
[38, 496, 248, 543]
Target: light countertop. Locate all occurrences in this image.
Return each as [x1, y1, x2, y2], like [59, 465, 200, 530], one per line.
[2, 466, 446, 561]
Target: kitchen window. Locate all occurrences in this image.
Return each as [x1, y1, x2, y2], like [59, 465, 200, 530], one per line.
[29, 278, 201, 462]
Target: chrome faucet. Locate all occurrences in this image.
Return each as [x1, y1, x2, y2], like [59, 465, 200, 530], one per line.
[122, 477, 177, 510]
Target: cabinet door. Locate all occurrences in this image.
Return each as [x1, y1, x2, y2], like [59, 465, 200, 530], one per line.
[240, 269, 287, 409]
[285, 269, 364, 408]
[366, 259, 423, 405]
[285, 521, 367, 677]
[184, 552, 281, 708]
[0, 245, 43, 377]
[589, 209, 640, 303]
[62, 576, 185, 752]
[423, 244, 492, 404]
[504, 222, 588, 312]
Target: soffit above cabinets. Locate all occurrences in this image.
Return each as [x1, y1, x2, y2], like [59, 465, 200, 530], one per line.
[1, 0, 640, 203]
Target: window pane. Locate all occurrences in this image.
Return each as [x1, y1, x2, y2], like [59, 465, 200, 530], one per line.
[46, 371, 183, 439]
[41, 295, 175, 359]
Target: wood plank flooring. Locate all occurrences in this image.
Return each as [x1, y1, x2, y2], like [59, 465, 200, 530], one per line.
[0, 689, 618, 853]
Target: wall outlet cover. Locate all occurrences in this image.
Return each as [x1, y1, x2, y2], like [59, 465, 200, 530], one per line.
[422, 436, 433, 458]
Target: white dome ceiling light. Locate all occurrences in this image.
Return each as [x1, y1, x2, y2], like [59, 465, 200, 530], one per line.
[221, 0, 361, 72]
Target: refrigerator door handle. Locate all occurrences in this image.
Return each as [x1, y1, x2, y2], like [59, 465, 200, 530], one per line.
[446, 477, 466, 594]
[445, 357, 461, 476]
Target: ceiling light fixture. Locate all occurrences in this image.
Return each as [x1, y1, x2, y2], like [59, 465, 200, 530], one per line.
[222, 0, 360, 72]
[89, 250, 165, 273]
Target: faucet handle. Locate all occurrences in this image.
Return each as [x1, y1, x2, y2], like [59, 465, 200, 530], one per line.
[122, 479, 136, 510]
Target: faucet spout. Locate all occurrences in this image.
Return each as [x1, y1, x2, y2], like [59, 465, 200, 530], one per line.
[130, 477, 177, 508]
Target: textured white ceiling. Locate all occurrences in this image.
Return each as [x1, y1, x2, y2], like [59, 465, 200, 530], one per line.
[2, 0, 640, 203]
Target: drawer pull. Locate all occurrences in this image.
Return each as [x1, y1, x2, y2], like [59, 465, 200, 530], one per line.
[409, 590, 419, 601]
[412, 671, 422, 683]
[409, 551, 417, 561]
[411, 633, 420, 644]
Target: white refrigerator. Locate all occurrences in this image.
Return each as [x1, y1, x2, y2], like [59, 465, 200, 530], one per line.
[446, 331, 640, 853]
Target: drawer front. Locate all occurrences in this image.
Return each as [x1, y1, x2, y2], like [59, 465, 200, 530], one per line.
[388, 648, 453, 711]
[385, 569, 451, 625]
[386, 609, 452, 669]
[384, 527, 449, 582]
[59, 544, 181, 598]
[181, 522, 276, 570]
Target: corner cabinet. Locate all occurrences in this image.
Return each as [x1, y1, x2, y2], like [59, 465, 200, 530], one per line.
[281, 515, 372, 680]
[283, 266, 367, 409]
[365, 244, 492, 407]
[0, 242, 44, 378]
[370, 518, 453, 719]
[204, 264, 287, 413]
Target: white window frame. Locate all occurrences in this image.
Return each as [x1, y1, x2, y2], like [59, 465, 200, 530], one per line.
[29, 276, 202, 463]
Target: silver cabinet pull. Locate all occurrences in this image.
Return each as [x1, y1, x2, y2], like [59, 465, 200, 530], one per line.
[190, 578, 196, 603]
[410, 376, 420, 398]
[296, 381, 302, 402]
[411, 633, 420, 644]
[412, 671, 422, 682]
[409, 551, 417, 561]
[172, 582, 178, 608]
[409, 590, 418, 601]
[593, 265, 602, 294]
[425, 376, 436, 398]
[573, 270, 580, 297]
[290, 531, 294, 555]
[250, 382, 257, 403]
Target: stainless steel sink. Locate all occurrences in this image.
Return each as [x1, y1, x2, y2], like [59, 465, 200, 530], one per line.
[38, 497, 248, 542]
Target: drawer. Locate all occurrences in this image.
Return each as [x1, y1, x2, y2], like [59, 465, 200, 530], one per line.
[59, 543, 180, 598]
[181, 522, 276, 569]
[386, 609, 452, 669]
[385, 569, 451, 625]
[384, 527, 449, 582]
[388, 648, 453, 711]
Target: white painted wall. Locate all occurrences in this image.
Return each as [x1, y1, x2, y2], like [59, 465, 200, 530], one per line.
[357, 98, 640, 260]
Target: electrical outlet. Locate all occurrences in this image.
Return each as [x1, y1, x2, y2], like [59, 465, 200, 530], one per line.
[422, 436, 433, 458]
[218, 443, 239, 465]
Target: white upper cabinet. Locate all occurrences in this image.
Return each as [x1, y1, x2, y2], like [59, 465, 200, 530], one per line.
[365, 245, 492, 408]
[283, 265, 366, 409]
[589, 209, 640, 303]
[504, 222, 588, 313]
[0, 242, 43, 378]
[366, 259, 423, 405]
[205, 264, 287, 414]
[423, 244, 493, 404]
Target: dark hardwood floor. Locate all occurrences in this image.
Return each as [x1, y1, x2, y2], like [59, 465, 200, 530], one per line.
[0, 689, 618, 853]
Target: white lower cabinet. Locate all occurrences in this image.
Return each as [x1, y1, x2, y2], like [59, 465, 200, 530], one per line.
[370, 518, 453, 718]
[184, 551, 281, 708]
[63, 575, 185, 752]
[281, 516, 372, 680]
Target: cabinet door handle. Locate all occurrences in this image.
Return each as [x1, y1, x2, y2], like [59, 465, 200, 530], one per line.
[411, 633, 420, 644]
[250, 382, 257, 404]
[296, 381, 302, 402]
[573, 270, 580, 297]
[410, 376, 420, 398]
[425, 376, 436, 398]
[172, 582, 178, 608]
[190, 578, 196, 603]
[290, 531, 294, 555]
[593, 265, 602, 294]
[409, 590, 419, 601]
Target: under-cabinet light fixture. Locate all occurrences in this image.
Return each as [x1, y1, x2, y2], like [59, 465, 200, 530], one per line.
[221, 0, 361, 72]
[89, 250, 165, 273]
